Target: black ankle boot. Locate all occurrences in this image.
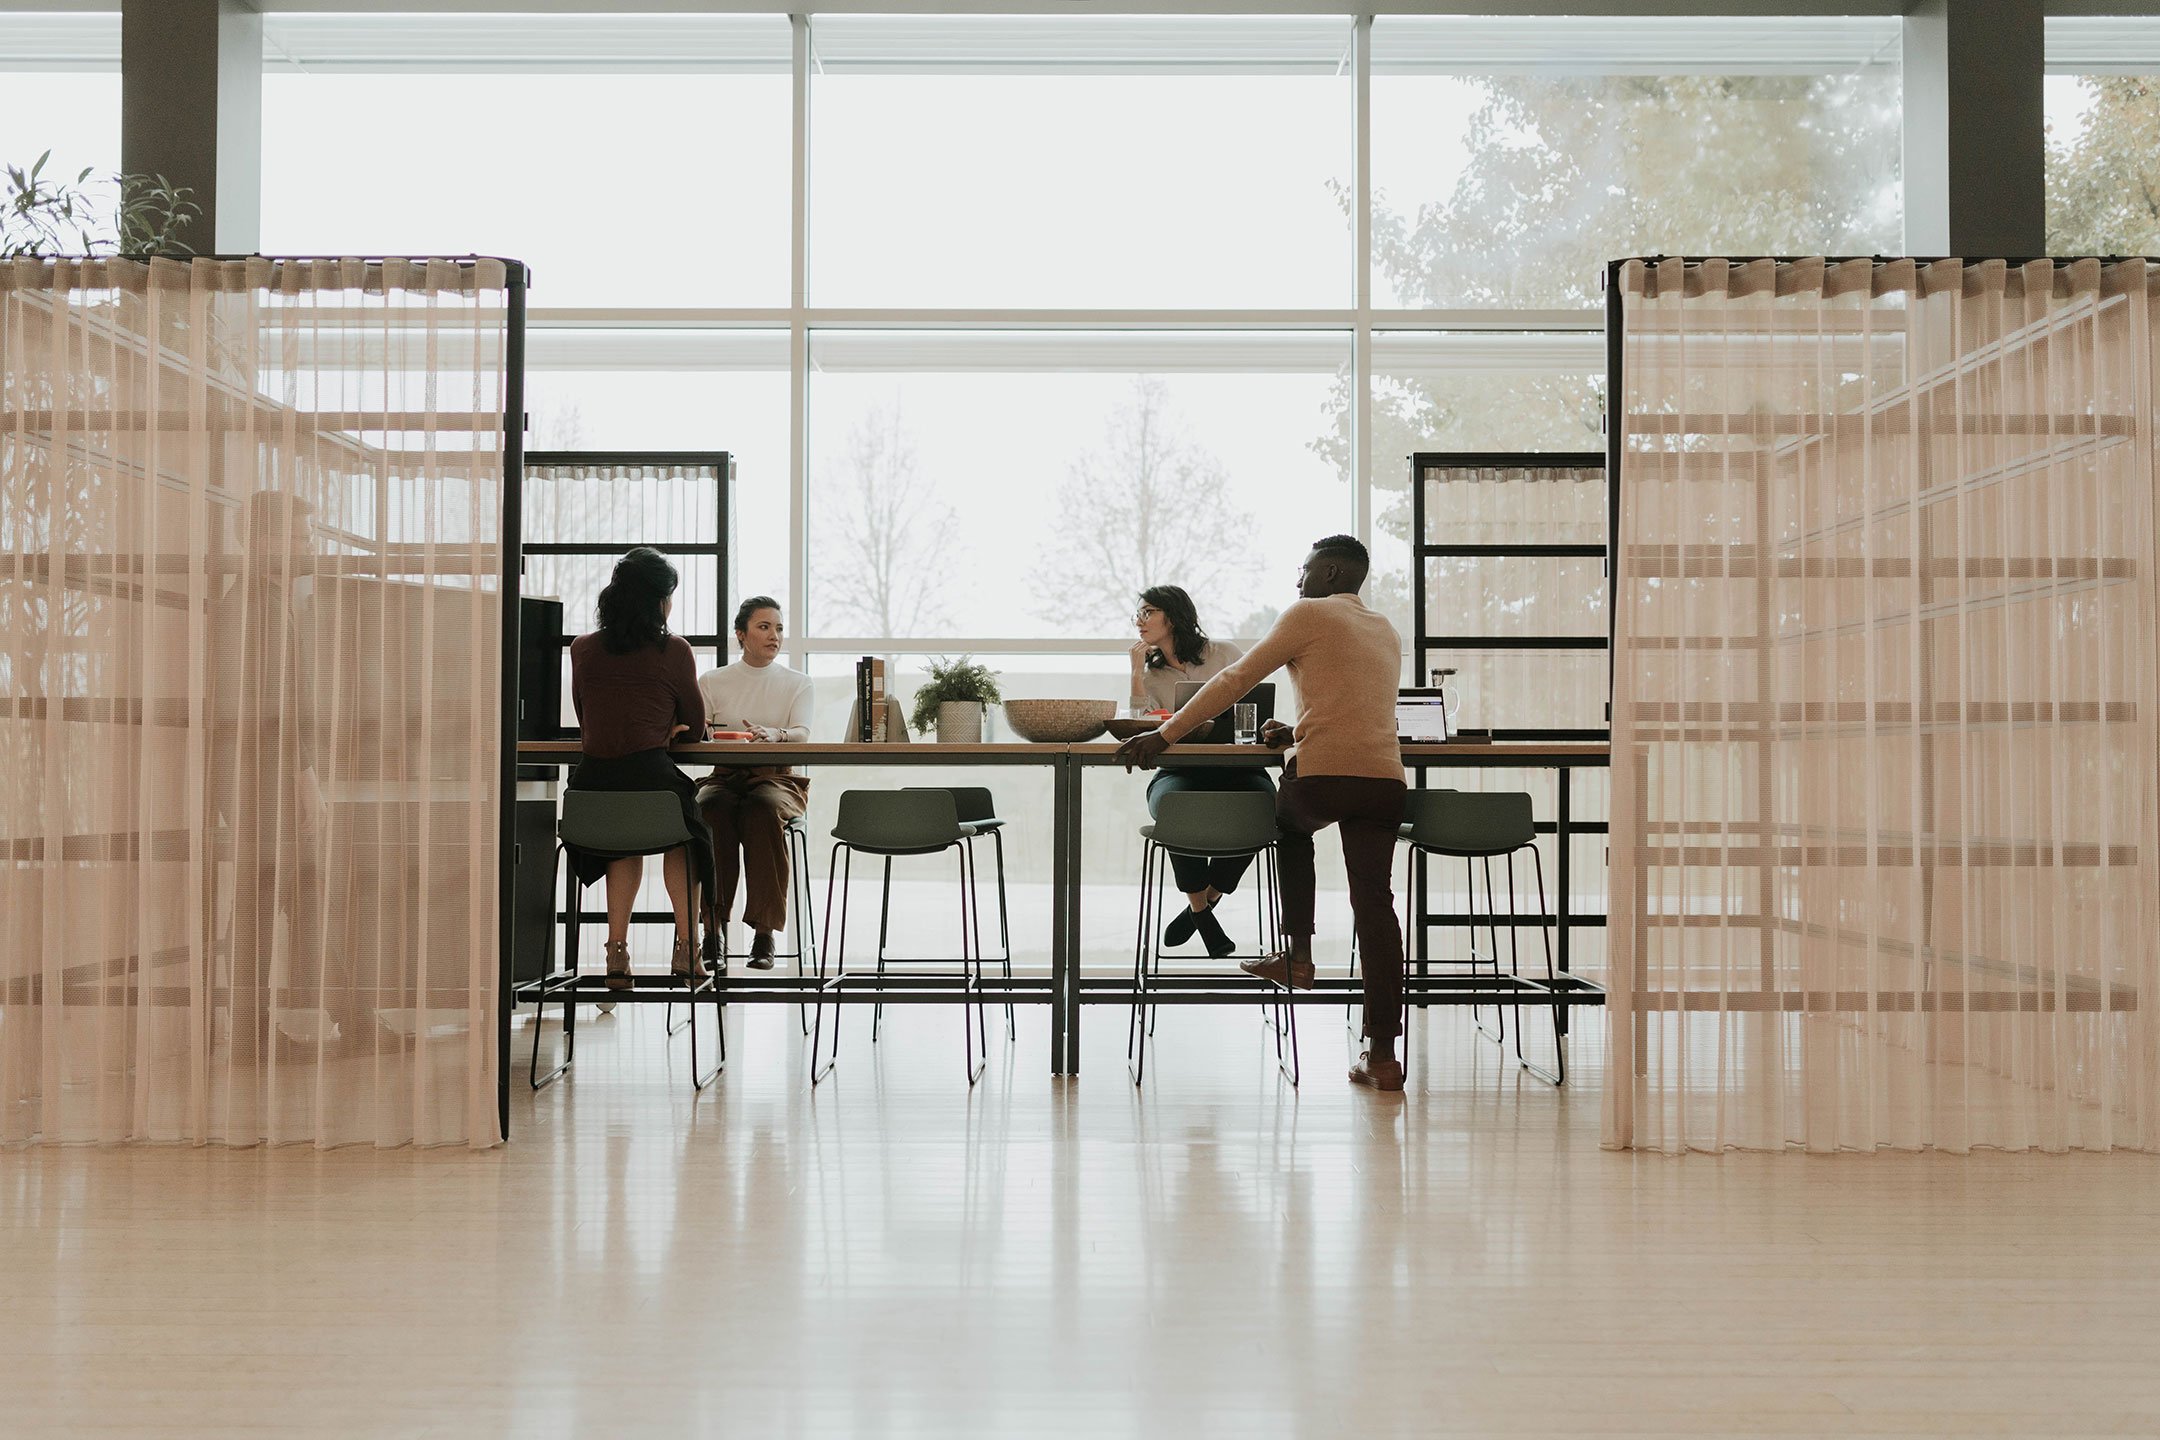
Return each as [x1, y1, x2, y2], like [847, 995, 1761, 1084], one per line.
[1194, 908, 1236, 959]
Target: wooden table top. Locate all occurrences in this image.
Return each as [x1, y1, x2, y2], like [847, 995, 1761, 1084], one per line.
[515, 740, 1610, 761]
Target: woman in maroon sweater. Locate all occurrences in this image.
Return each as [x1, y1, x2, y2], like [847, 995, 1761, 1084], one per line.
[567, 548, 714, 988]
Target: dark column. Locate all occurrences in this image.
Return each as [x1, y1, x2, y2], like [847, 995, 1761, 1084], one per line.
[120, 0, 260, 252]
[1903, 0, 2046, 257]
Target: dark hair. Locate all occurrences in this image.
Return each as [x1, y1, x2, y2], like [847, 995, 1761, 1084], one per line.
[1138, 585, 1211, 669]
[733, 595, 782, 636]
[1309, 534, 1369, 569]
[595, 547, 677, 655]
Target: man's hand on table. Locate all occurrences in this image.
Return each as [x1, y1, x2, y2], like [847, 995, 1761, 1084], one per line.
[1258, 719, 1293, 750]
[1116, 729, 1173, 772]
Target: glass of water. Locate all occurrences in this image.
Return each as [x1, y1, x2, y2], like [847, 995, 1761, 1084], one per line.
[1232, 702, 1259, 744]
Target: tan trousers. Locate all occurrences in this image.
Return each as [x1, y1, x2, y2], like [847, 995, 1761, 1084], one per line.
[698, 769, 809, 934]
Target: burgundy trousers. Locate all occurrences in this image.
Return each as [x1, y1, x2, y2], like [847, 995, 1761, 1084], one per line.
[1275, 764, 1408, 1041]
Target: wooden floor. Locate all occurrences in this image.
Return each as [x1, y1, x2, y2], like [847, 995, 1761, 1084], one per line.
[7, 999, 2160, 1438]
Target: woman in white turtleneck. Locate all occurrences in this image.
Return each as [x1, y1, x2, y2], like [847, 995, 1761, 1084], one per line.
[695, 597, 815, 969]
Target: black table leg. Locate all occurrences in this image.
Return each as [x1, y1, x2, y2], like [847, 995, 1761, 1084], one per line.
[1051, 752, 1077, 1075]
[1556, 765, 1571, 1038]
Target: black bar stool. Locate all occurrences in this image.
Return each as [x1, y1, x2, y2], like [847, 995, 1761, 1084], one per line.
[1126, 788, 1292, 1086]
[1400, 788, 1564, 1085]
[905, 785, 1014, 1040]
[527, 790, 721, 1092]
[812, 789, 988, 1086]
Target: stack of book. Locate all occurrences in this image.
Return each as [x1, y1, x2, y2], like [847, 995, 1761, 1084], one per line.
[854, 656, 889, 743]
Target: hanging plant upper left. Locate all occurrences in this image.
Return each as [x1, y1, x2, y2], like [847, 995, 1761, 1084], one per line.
[2, 150, 201, 257]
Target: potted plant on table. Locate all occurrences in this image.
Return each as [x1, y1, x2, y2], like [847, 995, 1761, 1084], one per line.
[909, 656, 1003, 743]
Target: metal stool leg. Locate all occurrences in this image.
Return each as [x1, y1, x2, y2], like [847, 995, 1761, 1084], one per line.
[1515, 844, 1565, 1086]
[1471, 855, 1504, 1046]
[791, 822, 816, 1035]
[958, 842, 986, 1086]
[530, 847, 579, 1090]
[1267, 847, 1298, 1086]
[991, 829, 1015, 1041]
[811, 843, 850, 1085]
[1128, 839, 1157, 1085]
[872, 855, 893, 1043]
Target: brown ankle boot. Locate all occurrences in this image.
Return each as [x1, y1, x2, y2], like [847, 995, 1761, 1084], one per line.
[746, 930, 776, 970]
[603, 939, 632, 991]
[1349, 1050, 1405, 1091]
[1239, 949, 1315, 989]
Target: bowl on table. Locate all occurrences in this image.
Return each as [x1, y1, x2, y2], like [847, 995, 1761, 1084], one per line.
[1003, 699, 1117, 743]
[1104, 716, 1164, 741]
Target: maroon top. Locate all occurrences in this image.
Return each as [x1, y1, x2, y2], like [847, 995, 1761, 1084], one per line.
[569, 632, 707, 759]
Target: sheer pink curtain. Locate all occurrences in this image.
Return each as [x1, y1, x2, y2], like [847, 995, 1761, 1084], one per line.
[1, 256, 508, 1147]
[1606, 257, 2160, 1153]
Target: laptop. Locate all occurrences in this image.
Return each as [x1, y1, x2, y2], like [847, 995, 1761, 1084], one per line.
[1172, 680, 1276, 744]
[1395, 688, 1451, 743]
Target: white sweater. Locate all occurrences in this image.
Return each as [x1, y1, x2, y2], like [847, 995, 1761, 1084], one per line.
[698, 659, 816, 742]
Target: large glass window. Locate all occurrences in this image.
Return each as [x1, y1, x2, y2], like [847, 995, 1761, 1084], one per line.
[520, 330, 791, 604]
[1370, 16, 1903, 309]
[0, 11, 122, 231]
[808, 17, 1352, 308]
[2045, 18, 2160, 255]
[806, 331, 1348, 643]
[259, 15, 791, 307]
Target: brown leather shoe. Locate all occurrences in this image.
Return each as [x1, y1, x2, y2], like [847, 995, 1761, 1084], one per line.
[1238, 950, 1316, 989]
[746, 929, 776, 971]
[603, 939, 633, 991]
[1349, 1051, 1405, 1091]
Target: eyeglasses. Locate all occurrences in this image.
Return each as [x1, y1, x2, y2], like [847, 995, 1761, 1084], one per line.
[1133, 606, 1160, 624]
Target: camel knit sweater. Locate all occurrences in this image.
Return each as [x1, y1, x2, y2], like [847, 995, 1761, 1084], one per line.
[1159, 592, 1404, 782]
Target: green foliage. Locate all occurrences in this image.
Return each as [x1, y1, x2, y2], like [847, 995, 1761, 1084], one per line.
[2047, 77, 2160, 255]
[908, 655, 1003, 735]
[2, 150, 200, 258]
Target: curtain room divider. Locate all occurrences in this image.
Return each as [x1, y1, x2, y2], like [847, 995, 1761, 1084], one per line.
[1, 256, 518, 1147]
[1606, 256, 2160, 1153]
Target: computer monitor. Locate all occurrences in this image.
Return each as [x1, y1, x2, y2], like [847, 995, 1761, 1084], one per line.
[1395, 688, 1450, 742]
[1172, 680, 1275, 744]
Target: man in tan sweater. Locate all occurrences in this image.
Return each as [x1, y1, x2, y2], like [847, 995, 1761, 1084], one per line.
[1116, 535, 1409, 1090]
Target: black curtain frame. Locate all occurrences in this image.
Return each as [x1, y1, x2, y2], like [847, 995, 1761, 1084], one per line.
[498, 268, 529, 1143]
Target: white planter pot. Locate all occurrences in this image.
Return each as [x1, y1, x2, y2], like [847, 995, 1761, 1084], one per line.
[935, 700, 984, 744]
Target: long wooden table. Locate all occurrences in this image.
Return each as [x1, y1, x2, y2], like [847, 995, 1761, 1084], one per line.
[510, 739, 1609, 1090]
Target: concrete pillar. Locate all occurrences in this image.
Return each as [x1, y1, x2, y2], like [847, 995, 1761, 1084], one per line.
[120, 0, 260, 253]
[1902, 0, 2046, 257]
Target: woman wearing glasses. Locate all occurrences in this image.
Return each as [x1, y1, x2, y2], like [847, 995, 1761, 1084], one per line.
[1129, 585, 1272, 958]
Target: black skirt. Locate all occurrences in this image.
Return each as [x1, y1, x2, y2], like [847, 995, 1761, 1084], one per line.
[564, 748, 717, 894]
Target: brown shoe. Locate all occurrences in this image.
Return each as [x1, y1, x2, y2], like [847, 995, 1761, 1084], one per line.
[1238, 950, 1316, 989]
[746, 930, 776, 971]
[603, 939, 633, 991]
[671, 935, 703, 983]
[1349, 1051, 1405, 1091]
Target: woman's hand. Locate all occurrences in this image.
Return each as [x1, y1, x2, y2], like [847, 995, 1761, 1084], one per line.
[1128, 638, 1152, 674]
[1258, 719, 1294, 750]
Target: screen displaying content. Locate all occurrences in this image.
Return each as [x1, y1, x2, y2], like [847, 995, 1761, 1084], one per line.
[1395, 695, 1449, 742]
